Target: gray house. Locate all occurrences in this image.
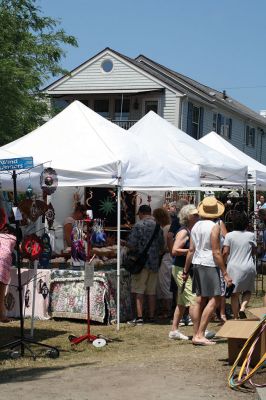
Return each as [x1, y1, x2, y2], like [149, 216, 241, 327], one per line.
[45, 47, 266, 165]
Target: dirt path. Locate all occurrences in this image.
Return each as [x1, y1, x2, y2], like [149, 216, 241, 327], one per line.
[0, 359, 257, 400]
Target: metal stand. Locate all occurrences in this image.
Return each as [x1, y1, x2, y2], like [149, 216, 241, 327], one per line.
[68, 285, 98, 345]
[68, 218, 106, 347]
[0, 170, 59, 360]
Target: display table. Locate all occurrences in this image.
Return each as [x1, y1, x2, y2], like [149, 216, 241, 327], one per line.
[5, 266, 132, 323]
[5, 267, 51, 320]
[49, 267, 132, 323]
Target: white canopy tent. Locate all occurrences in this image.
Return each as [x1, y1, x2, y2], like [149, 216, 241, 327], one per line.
[199, 131, 266, 188]
[0, 101, 202, 329]
[0, 101, 200, 192]
[128, 112, 248, 186]
[199, 131, 266, 211]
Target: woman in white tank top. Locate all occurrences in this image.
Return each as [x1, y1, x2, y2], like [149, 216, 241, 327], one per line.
[183, 197, 232, 346]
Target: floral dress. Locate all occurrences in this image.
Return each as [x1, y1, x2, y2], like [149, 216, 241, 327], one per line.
[0, 233, 16, 285]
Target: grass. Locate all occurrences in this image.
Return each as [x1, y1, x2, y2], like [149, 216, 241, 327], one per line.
[0, 292, 264, 373]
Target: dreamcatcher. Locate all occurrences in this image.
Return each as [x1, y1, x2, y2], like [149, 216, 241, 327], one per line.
[71, 221, 86, 262]
[91, 219, 106, 246]
[18, 198, 48, 223]
[40, 167, 58, 195]
[21, 234, 43, 261]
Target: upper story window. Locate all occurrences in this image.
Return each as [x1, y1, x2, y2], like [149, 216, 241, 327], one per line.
[187, 102, 204, 139]
[101, 59, 113, 73]
[213, 113, 232, 139]
[246, 125, 255, 147]
[94, 99, 109, 118]
[145, 100, 158, 114]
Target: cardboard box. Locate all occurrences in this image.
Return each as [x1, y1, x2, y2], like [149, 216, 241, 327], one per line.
[248, 307, 266, 320]
[216, 309, 266, 367]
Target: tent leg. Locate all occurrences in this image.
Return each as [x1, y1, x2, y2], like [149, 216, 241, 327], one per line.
[116, 185, 121, 331]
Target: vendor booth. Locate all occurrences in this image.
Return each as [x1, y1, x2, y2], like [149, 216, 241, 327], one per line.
[0, 101, 203, 328]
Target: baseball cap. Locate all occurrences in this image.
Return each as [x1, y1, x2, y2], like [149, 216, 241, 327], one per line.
[137, 204, 152, 215]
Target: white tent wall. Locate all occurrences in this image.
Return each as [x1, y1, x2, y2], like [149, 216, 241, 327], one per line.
[48, 187, 85, 254]
[136, 191, 165, 212]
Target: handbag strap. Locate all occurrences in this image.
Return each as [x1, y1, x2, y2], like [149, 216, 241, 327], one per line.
[141, 223, 161, 256]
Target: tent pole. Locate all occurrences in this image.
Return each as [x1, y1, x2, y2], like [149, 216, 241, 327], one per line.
[196, 190, 201, 206]
[116, 184, 121, 331]
[253, 182, 257, 237]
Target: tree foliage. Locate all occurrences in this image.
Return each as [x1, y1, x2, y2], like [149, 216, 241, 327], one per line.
[0, 0, 78, 145]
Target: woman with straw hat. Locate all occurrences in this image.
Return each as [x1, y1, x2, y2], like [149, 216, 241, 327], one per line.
[183, 197, 232, 346]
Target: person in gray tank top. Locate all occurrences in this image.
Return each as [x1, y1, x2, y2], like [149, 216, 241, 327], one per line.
[223, 213, 256, 319]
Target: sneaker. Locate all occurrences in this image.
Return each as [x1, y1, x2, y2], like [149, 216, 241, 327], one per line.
[205, 330, 216, 340]
[184, 315, 193, 326]
[239, 311, 247, 319]
[127, 318, 144, 326]
[179, 318, 186, 327]
[169, 330, 189, 340]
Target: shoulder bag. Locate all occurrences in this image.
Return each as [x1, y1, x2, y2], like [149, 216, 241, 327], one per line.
[123, 223, 160, 274]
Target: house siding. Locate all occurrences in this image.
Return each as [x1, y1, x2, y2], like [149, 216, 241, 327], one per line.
[261, 134, 266, 164]
[162, 90, 178, 125]
[50, 55, 164, 92]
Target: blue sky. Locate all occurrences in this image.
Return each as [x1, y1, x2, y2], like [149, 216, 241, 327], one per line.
[39, 0, 266, 113]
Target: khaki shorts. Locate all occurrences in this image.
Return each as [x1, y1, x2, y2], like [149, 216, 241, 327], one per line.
[131, 267, 158, 295]
[172, 265, 196, 307]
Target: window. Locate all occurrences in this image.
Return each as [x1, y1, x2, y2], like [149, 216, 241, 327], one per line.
[145, 100, 158, 114]
[101, 59, 113, 73]
[94, 99, 109, 118]
[114, 98, 130, 121]
[246, 126, 255, 147]
[187, 102, 204, 139]
[215, 113, 232, 139]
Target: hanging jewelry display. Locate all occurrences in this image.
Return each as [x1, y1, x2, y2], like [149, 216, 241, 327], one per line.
[21, 234, 43, 261]
[91, 219, 106, 246]
[39, 233, 52, 268]
[40, 167, 58, 195]
[71, 221, 86, 262]
[45, 202, 55, 229]
[121, 192, 131, 225]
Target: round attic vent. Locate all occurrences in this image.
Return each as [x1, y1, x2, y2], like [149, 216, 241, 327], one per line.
[101, 59, 113, 73]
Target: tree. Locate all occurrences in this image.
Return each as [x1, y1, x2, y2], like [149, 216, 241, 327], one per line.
[0, 0, 78, 145]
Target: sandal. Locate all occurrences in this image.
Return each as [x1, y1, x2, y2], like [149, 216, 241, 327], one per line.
[192, 340, 216, 346]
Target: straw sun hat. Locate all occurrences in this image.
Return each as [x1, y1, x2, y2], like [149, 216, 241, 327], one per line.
[197, 197, 225, 219]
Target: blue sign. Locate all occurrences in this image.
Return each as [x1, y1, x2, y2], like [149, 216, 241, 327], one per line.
[0, 157, 34, 171]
